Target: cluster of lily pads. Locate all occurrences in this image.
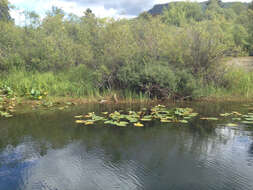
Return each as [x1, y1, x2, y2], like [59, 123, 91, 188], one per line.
[30, 100, 76, 110]
[75, 105, 199, 127]
[220, 111, 253, 125]
[198, 111, 253, 126]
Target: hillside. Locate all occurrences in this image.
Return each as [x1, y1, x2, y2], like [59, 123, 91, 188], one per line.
[148, 1, 250, 15]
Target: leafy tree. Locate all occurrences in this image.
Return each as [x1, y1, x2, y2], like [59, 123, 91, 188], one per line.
[0, 0, 11, 22]
[24, 11, 40, 28]
[161, 2, 203, 26]
[249, 1, 253, 10]
[247, 1, 253, 55]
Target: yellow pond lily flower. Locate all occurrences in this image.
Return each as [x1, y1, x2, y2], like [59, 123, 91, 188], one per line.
[75, 120, 85, 124]
[134, 122, 144, 127]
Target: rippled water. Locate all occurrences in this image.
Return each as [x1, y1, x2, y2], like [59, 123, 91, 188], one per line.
[0, 102, 253, 190]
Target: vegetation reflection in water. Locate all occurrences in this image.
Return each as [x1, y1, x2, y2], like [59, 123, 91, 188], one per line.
[0, 102, 253, 190]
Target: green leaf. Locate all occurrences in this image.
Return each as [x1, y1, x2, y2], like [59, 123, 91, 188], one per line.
[179, 120, 188, 123]
[226, 123, 239, 127]
[200, 117, 219, 121]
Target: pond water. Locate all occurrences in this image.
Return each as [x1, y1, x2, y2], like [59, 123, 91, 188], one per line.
[0, 102, 253, 190]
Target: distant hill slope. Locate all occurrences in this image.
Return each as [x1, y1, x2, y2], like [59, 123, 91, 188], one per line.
[148, 1, 250, 15]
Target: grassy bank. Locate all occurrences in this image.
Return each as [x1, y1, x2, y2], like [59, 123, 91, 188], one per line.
[0, 68, 151, 103]
[1, 67, 253, 104]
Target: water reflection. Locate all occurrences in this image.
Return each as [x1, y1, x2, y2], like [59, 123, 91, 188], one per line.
[0, 102, 252, 190]
[249, 142, 253, 155]
[22, 142, 145, 190]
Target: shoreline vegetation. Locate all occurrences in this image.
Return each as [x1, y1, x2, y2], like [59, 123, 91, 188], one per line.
[1, 0, 253, 116]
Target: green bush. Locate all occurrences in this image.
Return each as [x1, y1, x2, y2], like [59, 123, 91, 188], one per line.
[0, 2, 252, 100]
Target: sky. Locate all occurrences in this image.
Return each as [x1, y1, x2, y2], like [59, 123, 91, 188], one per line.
[9, 0, 252, 25]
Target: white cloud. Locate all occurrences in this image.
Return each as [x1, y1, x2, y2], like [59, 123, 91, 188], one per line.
[9, 0, 253, 25]
[9, 0, 136, 25]
[10, 8, 26, 25]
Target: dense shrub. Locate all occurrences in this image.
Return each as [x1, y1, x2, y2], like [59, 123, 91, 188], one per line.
[0, 1, 252, 99]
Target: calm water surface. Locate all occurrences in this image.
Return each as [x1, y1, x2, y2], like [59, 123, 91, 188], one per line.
[0, 102, 253, 190]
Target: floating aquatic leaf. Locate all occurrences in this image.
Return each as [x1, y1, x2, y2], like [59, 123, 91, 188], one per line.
[165, 116, 173, 119]
[126, 116, 139, 123]
[86, 119, 96, 123]
[220, 113, 231, 117]
[115, 121, 129, 127]
[104, 120, 116, 125]
[200, 117, 219, 121]
[161, 119, 171, 123]
[244, 117, 253, 121]
[4, 114, 13, 118]
[141, 115, 152, 121]
[189, 113, 198, 117]
[179, 120, 188, 123]
[241, 121, 253, 125]
[137, 111, 143, 115]
[232, 118, 241, 121]
[220, 112, 242, 117]
[226, 123, 239, 127]
[141, 118, 152, 121]
[74, 115, 83, 119]
[92, 115, 105, 121]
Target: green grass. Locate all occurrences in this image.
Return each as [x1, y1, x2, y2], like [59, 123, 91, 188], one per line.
[224, 69, 253, 98]
[1, 67, 253, 102]
[0, 68, 97, 98]
[0, 68, 150, 101]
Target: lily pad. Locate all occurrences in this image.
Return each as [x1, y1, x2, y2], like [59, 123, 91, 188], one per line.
[161, 119, 172, 123]
[200, 117, 219, 121]
[141, 118, 152, 121]
[232, 118, 241, 121]
[244, 117, 253, 121]
[74, 115, 83, 119]
[115, 121, 129, 127]
[104, 120, 116, 125]
[220, 113, 231, 117]
[241, 121, 253, 125]
[179, 120, 188, 123]
[84, 121, 94, 125]
[126, 117, 139, 123]
[226, 123, 239, 127]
